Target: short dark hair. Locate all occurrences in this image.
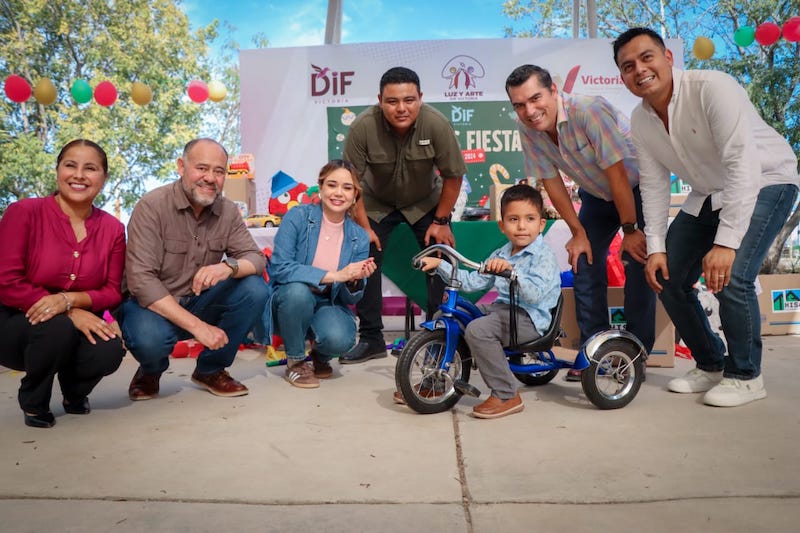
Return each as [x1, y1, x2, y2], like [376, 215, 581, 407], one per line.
[183, 138, 229, 161]
[379, 67, 420, 94]
[57, 139, 108, 174]
[500, 183, 544, 219]
[505, 64, 553, 96]
[612, 27, 667, 66]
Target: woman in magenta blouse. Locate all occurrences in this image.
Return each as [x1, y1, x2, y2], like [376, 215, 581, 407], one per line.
[0, 139, 126, 428]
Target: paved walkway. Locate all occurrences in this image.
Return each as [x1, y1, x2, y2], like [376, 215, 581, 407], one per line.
[1, 335, 799, 532]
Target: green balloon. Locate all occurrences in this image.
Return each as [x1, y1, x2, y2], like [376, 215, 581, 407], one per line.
[734, 26, 755, 47]
[70, 79, 92, 104]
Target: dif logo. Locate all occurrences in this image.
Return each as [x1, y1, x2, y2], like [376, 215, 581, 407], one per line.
[451, 106, 474, 124]
[311, 64, 354, 97]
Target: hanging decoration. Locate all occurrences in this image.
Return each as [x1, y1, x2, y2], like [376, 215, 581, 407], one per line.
[692, 36, 715, 59]
[208, 80, 227, 102]
[130, 81, 153, 105]
[733, 26, 755, 47]
[70, 79, 93, 104]
[187, 79, 209, 103]
[94, 80, 118, 106]
[4, 74, 32, 103]
[33, 78, 58, 105]
[783, 16, 800, 42]
[754, 22, 781, 46]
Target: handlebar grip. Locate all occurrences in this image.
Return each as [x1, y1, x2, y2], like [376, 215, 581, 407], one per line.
[495, 269, 514, 279]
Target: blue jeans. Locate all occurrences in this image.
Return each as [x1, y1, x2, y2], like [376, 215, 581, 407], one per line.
[573, 187, 656, 351]
[121, 275, 269, 375]
[272, 282, 357, 362]
[659, 184, 798, 379]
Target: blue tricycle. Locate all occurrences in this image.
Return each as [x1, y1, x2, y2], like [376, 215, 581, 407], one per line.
[394, 244, 647, 414]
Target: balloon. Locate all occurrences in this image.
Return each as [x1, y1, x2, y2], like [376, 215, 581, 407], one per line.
[70, 79, 93, 104]
[733, 26, 755, 47]
[754, 22, 781, 46]
[130, 81, 153, 105]
[187, 80, 208, 103]
[692, 36, 715, 60]
[4, 74, 32, 103]
[208, 80, 227, 102]
[33, 78, 58, 105]
[783, 16, 800, 42]
[94, 80, 117, 106]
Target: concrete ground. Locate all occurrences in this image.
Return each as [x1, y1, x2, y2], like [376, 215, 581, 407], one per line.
[1, 332, 799, 533]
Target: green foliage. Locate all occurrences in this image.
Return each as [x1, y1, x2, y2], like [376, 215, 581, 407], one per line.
[503, 0, 800, 273]
[0, 0, 218, 213]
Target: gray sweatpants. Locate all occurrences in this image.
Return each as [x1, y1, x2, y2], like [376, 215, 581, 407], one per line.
[464, 303, 540, 400]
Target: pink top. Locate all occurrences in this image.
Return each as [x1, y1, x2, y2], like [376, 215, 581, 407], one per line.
[0, 195, 126, 313]
[311, 215, 343, 273]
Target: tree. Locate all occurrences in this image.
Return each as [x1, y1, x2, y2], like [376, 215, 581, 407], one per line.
[0, 0, 219, 214]
[503, 0, 800, 273]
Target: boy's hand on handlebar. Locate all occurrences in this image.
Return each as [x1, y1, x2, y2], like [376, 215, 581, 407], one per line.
[419, 257, 441, 272]
[483, 258, 511, 274]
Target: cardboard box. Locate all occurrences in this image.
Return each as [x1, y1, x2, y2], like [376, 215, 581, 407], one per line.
[223, 177, 256, 215]
[757, 274, 800, 335]
[559, 287, 675, 367]
[669, 193, 688, 217]
[489, 183, 513, 220]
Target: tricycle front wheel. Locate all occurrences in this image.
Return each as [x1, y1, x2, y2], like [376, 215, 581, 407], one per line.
[395, 329, 471, 414]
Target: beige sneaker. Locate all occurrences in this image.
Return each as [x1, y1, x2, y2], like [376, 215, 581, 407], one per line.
[667, 368, 723, 393]
[285, 361, 320, 389]
[704, 375, 766, 407]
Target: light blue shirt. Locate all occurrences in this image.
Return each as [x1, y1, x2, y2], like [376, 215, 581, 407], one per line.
[436, 235, 561, 333]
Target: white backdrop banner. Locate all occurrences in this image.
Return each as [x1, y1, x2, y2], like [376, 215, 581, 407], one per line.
[240, 37, 683, 213]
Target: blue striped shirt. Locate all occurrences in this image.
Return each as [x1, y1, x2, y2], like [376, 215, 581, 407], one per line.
[436, 236, 561, 333]
[519, 94, 639, 201]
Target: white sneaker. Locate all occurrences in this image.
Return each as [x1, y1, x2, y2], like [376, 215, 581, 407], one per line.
[667, 368, 723, 393]
[703, 375, 767, 407]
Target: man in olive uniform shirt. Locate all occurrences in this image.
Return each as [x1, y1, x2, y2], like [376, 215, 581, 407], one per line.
[340, 67, 467, 363]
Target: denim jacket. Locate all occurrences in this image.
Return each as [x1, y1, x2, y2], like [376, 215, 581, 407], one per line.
[255, 203, 370, 343]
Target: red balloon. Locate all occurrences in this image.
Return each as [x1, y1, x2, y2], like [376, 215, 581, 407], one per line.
[94, 80, 118, 107]
[783, 16, 800, 42]
[187, 80, 209, 103]
[755, 22, 781, 46]
[4, 74, 32, 103]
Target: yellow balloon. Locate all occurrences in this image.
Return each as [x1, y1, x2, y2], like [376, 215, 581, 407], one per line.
[693, 37, 715, 60]
[33, 78, 57, 105]
[208, 80, 227, 102]
[131, 81, 153, 105]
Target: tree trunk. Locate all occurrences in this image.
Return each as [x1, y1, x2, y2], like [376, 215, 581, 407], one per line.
[761, 201, 800, 274]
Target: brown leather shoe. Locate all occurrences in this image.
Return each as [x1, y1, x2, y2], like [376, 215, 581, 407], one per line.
[393, 382, 444, 405]
[310, 350, 333, 379]
[191, 369, 249, 397]
[472, 392, 524, 419]
[129, 367, 161, 401]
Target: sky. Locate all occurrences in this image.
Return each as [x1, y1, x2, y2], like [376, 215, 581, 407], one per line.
[180, 0, 514, 50]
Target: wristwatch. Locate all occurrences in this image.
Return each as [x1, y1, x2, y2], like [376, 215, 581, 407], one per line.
[621, 222, 639, 235]
[432, 215, 452, 226]
[222, 257, 239, 278]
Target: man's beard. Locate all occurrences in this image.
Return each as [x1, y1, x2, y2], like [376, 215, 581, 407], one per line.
[183, 180, 219, 207]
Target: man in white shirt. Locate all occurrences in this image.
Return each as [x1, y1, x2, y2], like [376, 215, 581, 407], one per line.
[613, 27, 800, 407]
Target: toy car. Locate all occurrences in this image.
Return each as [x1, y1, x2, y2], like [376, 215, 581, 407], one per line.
[245, 213, 282, 228]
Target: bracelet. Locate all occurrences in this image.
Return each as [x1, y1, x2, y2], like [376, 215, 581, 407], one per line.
[60, 292, 72, 312]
